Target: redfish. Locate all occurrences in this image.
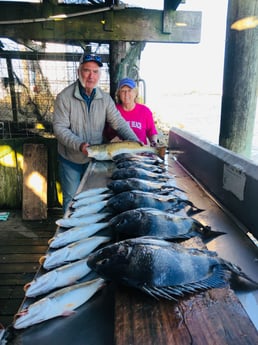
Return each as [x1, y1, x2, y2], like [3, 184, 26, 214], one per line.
[24, 259, 92, 298]
[40, 236, 111, 270]
[14, 278, 105, 329]
[86, 141, 157, 161]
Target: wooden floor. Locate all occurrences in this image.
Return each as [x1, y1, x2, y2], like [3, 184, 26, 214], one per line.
[0, 208, 62, 328]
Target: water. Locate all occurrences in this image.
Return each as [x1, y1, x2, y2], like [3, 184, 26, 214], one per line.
[149, 93, 258, 164]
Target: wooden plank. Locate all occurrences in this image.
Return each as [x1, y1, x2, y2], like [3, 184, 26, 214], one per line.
[22, 143, 47, 220]
[0, 286, 25, 299]
[0, 246, 49, 254]
[0, 273, 35, 286]
[0, 209, 60, 328]
[0, 253, 45, 264]
[115, 285, 258, 345]
[0, 298, 23, 315]
[0, 237, 52, 244]
[0, 263, 41, 274]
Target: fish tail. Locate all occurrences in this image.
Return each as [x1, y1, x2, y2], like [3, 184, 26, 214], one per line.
[185, 201, 204, 216]
[39, 255, 46, 265]
[48, 237, 54, 245]
[222, 260, 258, 286]
[201, 226, 226, 239]
[23, 282, 31, 292]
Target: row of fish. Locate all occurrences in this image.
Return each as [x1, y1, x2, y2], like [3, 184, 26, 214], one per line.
[12, 143, 258, 330]
[12, 144, 161, 330]
[86, 151, 258, 304]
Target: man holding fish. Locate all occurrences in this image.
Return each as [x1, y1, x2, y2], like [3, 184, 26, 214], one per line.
[53, 53, 139, 212]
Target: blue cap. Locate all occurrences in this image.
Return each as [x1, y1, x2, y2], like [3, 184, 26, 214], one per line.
[118, 78, 136, 89]
[79, 53, 103, 67]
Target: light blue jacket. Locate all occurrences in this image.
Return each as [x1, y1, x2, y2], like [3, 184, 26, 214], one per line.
[53, 80, 138, 163]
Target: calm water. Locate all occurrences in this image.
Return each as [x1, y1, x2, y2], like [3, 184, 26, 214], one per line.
[149, 94, 258, 164]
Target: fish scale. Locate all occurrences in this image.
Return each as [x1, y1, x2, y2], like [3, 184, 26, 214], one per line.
[106, 191, 200, 216]
[108, 207, 223, 241]
[87, 237, 258, 301]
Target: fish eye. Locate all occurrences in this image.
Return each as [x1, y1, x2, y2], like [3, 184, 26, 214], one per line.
[97, 258, 109, 266]
[119, 218, 127, 226]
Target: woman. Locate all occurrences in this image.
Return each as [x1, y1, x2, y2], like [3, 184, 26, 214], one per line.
[104, 77, 158, 146]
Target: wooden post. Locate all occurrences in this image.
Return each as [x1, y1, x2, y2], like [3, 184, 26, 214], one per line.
[109, 41, 127, 100]
[219, 0, 258, 157]
[6, 57, 18, 123]
[22, 143, 47, 220]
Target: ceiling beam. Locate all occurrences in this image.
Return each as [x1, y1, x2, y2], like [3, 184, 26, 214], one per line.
[0, 6, 201, 44]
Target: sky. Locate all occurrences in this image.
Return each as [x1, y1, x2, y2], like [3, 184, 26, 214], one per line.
[127, 0, 228, 96]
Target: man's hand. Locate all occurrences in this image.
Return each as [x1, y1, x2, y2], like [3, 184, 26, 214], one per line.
[79, 142, 89, 156]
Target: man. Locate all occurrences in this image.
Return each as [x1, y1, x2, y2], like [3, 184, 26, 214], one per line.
[53, 53, 139, 212]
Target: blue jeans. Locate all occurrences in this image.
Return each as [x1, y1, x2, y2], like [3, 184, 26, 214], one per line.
[58, 155, 89, 213]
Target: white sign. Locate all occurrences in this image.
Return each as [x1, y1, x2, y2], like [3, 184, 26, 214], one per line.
[223, 163, 246, 201]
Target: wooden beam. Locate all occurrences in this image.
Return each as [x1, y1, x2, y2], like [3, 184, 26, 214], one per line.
[219, 0, 258, 157]
[0, 51, 109, 63]
[0, 8, 201, 43]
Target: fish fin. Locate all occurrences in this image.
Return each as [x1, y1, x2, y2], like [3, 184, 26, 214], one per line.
[222, 261, 258, 287]
[139, 266, 231, 301]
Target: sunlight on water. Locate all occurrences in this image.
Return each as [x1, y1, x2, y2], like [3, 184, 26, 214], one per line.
[149, 94, 258, 164]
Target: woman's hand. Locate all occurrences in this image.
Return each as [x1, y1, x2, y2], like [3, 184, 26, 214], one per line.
[150, 140, 157, 147]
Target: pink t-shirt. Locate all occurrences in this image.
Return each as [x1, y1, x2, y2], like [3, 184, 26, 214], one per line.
[116, 103, 158, 144]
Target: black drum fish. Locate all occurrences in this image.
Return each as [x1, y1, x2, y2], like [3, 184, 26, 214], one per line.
[106, 190, 201, 215]
[107, 178, 184, 195]
[108, 207, 225, 241]
[87, 237, 258, 301]
[115, 160, 166, 173]
[111, 167, 172, 182]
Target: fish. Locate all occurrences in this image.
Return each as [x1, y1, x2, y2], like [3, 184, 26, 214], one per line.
[107, 178, 184, 195]
[55, 212, 110, 228]
[14, 278, 105, 329]
[112, 152, 163, 164]
[49, 221, 110, 248]
[106, 190, 200, 215]
[24, 259, 92, 298]
[71, 192, 112, 209]
[115, 160, 165, 173]
[87, 237, 258, 301]
[40, 236, 111, 270]
[111, 167, 172, 182]
[86, 141, 157, 161]
[108, 207, 225, 241]
[70, 200, 108, 218]
[48, 222, 109, 249]
[73, 187, 109, 201]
